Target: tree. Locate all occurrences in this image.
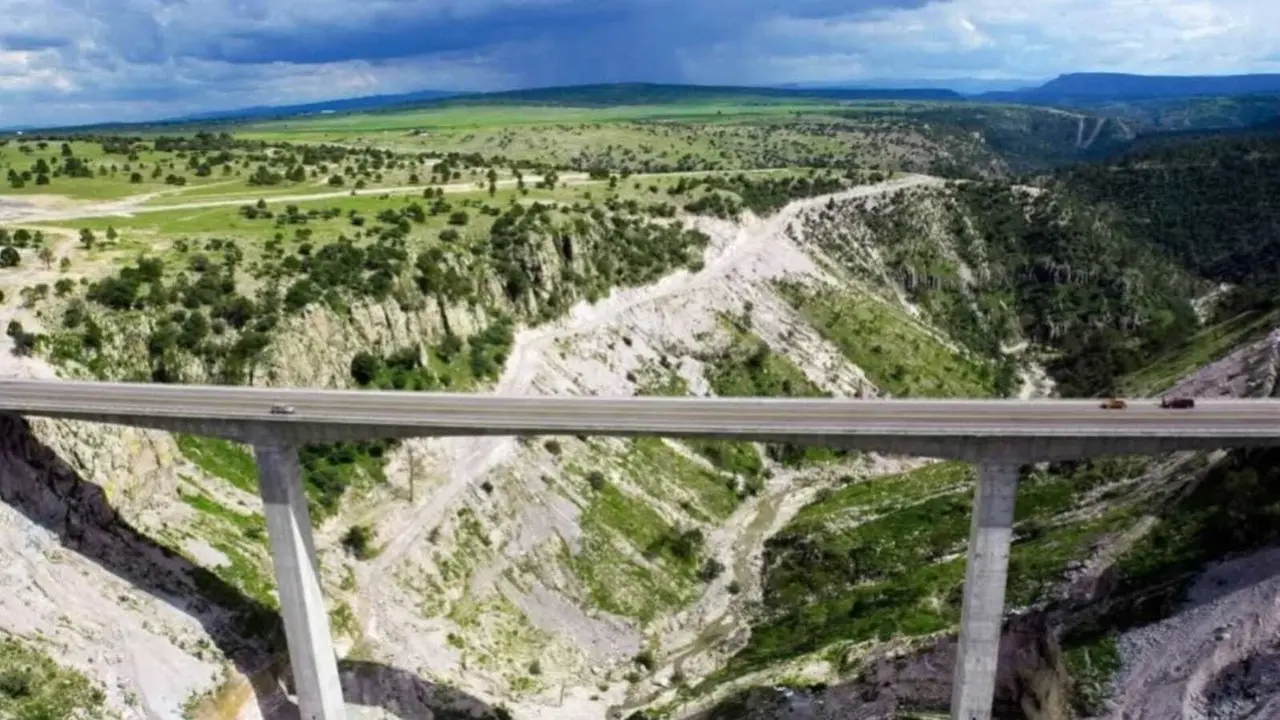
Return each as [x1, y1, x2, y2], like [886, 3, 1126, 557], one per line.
[0, 246, 19, 268]
[178, 312, 209, 350]
[35, 246, 52, 269]
[350, 351, 382, 386]
[59, 257, 71, 272]
[106, 225, 118, 241]
[447, 210, 469, 226]
[341, 524, 376, 559]
[79, 228, 95, 249]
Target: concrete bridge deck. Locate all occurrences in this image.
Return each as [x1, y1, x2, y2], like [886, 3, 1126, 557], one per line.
[2, 379, 1277, 720]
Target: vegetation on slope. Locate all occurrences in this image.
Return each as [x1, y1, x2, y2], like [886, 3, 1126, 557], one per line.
[701, 317, 846, 469]
[1059, 448, 1280, 715]
[1056, 129, 1280, 290]
[712, 458, 1149, 684]
[566, 435, 742, 623]
[0, 636, 106, 719]
[802, 181, 1202, 396]
[778, 282, 1007, 397]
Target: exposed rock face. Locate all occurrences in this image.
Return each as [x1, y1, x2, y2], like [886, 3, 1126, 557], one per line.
[1166, 328, 1280, 400]
[0, 413, 254, 718]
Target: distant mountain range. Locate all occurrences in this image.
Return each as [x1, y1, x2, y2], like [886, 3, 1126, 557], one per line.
[169, 89, 460, 123]
[979, 72, 1280, 104]
[175, 74, 1280, 124]
[779, 78, 1041, 94]
[13, 73, 1280, 134]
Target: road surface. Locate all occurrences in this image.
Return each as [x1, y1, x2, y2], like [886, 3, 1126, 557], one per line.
[1, 380, 1278, 439]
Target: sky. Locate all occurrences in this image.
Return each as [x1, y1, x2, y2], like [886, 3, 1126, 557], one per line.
[3, 0, 1280, 128]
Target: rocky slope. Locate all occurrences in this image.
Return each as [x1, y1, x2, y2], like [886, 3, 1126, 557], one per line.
[2, 169, 1276, 720]
[0, 177, 949, 719]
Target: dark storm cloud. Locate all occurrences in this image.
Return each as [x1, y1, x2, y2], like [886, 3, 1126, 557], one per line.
[198, 2, 634, 65]
[0, 32, 72, 51]
[181, 0, 942, 75]
[1, 0, 946, 126]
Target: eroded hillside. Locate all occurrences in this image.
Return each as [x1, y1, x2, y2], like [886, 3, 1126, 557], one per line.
[2, 122, 1280, 720]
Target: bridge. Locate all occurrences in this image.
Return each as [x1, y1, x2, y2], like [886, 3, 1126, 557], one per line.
[3, 378, 1278, 720]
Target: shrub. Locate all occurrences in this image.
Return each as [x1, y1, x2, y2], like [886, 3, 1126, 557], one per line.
[349, 351, 382, 386]
[586, 470, 607, 491]
[544, 439, 563, 456]
[634, 650, 656, 671]
[341, 524, 376, 559]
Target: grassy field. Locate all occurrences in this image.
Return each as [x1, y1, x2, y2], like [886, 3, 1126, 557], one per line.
[0, 140, 238, 200]
[238, 101, 851, 136]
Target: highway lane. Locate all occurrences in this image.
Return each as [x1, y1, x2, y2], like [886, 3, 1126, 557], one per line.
[1, 379, 1279, 438]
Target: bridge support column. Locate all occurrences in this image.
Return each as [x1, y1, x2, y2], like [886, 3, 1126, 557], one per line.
[255, 443, 346, 720]
[951, 460, 1020, 720]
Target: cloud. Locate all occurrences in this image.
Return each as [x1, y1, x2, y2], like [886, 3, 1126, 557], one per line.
[1, 0, 1280, 127]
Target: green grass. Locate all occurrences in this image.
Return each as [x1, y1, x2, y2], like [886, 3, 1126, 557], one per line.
[207, 538, 277, 609]
[634, 364, 690, 397]
[0, 636, 106, 719]
[233, 102, 921, 174]
[176, 435, 258, 493]
[1042, 451, 1280, 714]
[239, 101, 852, 136]
[779, 282, 996, 398]
[180, 488, 266, 538]
[791, 462, 973, 523]
[1121, 307, 1280, 395]
[570, 481, 701, 622]
[178, 484, 275, 609]
[705, 318, 825, 399]
[1061, 632, 1121, 716]
[685, 439, 764, 481]
[623, 437, 742, 520]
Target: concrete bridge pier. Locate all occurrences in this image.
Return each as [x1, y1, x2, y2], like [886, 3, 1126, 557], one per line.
[255, 443, 347, 720]
[950, 460, 1021, 720]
